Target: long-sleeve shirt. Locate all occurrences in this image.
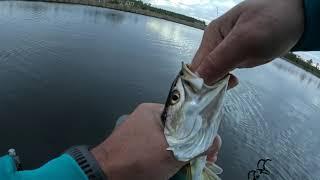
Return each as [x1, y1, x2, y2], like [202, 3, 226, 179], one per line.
[0, 154, 88, 180]
[293, 0, 320, 51]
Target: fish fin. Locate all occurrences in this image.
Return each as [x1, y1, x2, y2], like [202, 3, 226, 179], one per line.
[186, 164, 193, 180]
[202, 169, 221, 180]
[192, 156, 207, 179]
[201, 161, 223, 180]
[188, 157, 223, 180]
[205, 161, 223, 174]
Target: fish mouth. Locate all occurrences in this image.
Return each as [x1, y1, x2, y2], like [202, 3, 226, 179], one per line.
[161, 70, 183, 124]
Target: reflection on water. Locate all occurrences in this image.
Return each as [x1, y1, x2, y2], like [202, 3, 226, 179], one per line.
[220, 59, 320, 179]
[272, 60, 320, 89]
[0, 2, 320, 180]
[147, 19, 185, 45]
[9, 1, 49, 12]
[146, 18, 201, 59]
[83, 7, 125, 25]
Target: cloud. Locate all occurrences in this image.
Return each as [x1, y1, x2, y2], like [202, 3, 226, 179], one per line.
[295, 52, 320, 64]
[144, 0, 242, 22]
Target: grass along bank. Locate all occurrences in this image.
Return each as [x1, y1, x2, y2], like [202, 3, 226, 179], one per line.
[282, 53, 320, 78]
[41, 0, 206, 30]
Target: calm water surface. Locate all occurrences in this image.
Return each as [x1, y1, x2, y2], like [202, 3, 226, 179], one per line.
[0, 2, 320, 179]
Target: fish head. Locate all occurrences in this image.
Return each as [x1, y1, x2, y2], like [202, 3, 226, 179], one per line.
[162, 62, 229, 161]
[162, 62, 204, 132]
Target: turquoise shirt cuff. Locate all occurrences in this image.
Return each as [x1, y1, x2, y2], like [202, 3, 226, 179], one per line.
[0, 154, 88, 180]
[292, 0, 320, 51]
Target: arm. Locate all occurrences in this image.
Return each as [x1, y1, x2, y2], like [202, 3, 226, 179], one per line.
[0, 104, 222, 180]
[293, 0, 320, 51]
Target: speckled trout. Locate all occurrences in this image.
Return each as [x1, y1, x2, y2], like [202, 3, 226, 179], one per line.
[162, 62, 229, 180]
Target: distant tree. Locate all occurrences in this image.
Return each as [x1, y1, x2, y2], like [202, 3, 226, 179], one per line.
[110, 0, 119, 4]
[307, 59, 313, 65]
[316, 63, 319, 69]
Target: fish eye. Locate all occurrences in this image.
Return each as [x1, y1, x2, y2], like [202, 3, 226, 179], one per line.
[170, 90, 180, 105]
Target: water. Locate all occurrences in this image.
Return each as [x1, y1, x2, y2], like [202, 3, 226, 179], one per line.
[0, 1, 319, 179]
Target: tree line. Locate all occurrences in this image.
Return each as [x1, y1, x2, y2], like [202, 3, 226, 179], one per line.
[283, 52, 320, 77]
[109, 0, 206, 25]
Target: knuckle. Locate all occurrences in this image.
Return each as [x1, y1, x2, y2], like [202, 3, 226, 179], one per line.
[136, 103, 163, 112]
[207, 20, 217, 29]
[205, 20, 219, 34]
[137, 103, 164, 110]
[137, 103, 150, 110]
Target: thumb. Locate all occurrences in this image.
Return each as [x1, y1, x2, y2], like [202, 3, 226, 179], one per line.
[196, 27, 248, 85]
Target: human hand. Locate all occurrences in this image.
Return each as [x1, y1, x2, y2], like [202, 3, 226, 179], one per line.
[91, 103, 221, 180]
[191, 0, 304, 84]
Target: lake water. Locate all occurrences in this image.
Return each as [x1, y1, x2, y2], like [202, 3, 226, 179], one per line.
[0, 1, 320, 179]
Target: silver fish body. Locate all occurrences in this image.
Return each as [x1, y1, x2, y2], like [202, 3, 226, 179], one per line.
[162, 63, 229, 180]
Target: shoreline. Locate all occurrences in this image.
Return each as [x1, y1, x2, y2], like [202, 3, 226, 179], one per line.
[282, 54, 320, 78]
[40, 0, 206, 30]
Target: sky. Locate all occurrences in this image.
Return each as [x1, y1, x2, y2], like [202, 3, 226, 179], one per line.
[143, 0, 241, 22]
[142, 0, 320, 64]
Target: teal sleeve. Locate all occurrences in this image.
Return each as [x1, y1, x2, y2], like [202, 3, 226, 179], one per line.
[292, 0, 320, 51]
[0, 154, 88, 180]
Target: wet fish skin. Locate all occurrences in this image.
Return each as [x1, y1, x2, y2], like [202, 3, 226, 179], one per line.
[162, 62, 229, 180]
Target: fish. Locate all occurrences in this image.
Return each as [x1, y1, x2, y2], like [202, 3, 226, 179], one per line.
[162, 62, 230, 180]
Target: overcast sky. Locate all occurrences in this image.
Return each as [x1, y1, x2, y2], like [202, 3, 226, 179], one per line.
[143, 0, 242, 22]
[143, 0, 320, 64]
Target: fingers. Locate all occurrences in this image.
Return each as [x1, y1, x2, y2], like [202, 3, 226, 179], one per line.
[195, 22, 252, 85]
[190, 20, 224, 72]
[205, 135, 222, 162]
[191, 6, 243, 81]
[195, 42, 240, 85]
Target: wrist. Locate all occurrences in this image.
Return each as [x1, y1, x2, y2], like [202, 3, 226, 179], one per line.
[91, 146, 111, 178]
[91, 142, 148, 180]
[91, 143, 129, 180]
[65, 146, 107, 180]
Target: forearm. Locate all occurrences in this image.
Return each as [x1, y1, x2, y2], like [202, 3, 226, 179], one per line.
[292, 0, 320, 51]
[0, 154, 88, 180]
